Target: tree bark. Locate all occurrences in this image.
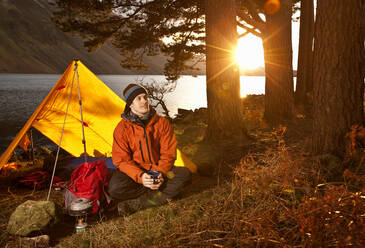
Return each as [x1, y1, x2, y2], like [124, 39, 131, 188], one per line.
[262, 0, 294, 125]
[205, 0, 247, 142]
[295, 0, 314, 108]
[312, 0, 364, 156]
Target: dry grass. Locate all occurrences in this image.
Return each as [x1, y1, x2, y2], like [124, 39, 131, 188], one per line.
[1, 95, 364, 247]
[51, 128, 364, 247]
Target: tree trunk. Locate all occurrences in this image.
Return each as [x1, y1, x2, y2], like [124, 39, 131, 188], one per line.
[262, 0, 294, 125]
[295, 0, 314, 108]
[205, 0, 247, 142]
[312, 0, 364, 156]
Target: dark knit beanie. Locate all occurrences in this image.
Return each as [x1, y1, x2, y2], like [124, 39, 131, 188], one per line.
[122, 83, 148, 107]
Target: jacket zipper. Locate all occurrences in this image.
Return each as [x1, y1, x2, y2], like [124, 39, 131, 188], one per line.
[143, 128, 153, 164]
[139, 141, 145, 163]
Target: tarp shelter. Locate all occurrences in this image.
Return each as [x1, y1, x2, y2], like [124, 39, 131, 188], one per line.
[0, 60, 197, 173]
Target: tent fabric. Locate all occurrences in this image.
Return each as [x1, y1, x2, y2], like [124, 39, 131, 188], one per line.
[65, 156, 117, 170]
[66, 153, 196, 172]
[0, 60, 197, 173]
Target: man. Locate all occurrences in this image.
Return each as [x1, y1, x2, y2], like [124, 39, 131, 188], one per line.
[108, 83, 192, 215]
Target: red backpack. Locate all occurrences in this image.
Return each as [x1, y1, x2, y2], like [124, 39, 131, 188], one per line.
[65, 160, 111, 214]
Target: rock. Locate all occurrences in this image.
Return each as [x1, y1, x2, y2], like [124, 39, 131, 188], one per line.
[177, 108, 193, 116]
[182, 113, 196, 123]
[193, 108, 207, 118]
[183, 126, 206, 143]
[181, 144, 199, 156]
[21, 235, 50, 247]
[7, 200, 60, 236]
[173, 113, 195, 124]
[174, 108, 207, 125]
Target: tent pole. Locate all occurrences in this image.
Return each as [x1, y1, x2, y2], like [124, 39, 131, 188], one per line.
[46, 61, 76, 201]
[30, 129, 35, 165]
[75, 60, 88, 164]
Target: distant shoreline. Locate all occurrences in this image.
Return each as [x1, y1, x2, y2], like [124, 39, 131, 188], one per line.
[0, 72, 261, 76]
[0, 72, 297, 77]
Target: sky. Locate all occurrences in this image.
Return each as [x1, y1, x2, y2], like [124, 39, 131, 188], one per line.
[236, 1, 316, 71]
[236, 20, 300, 71]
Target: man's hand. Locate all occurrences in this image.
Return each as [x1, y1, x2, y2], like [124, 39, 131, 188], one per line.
[141, 172, 164, 190]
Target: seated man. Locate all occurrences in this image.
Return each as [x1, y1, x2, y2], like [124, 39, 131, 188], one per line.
[108, 83, 192, 215]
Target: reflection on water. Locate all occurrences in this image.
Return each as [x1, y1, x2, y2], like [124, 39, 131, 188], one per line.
[0, 73, 267, 154]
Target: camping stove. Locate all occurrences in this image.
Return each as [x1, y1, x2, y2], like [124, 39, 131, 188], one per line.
[69, 198, 93, 233]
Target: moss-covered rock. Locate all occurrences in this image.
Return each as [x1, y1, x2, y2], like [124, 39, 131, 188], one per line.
[7, 200, 60, 236]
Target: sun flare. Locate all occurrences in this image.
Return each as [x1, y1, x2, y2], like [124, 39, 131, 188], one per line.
[235, 34, 264, 70]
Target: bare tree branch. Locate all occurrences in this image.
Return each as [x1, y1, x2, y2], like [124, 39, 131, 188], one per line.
[236, 10, 265, 33]
[246, 0, 266, 24]
[236, 21, 262, 38]
[136, 78, 177, 119]
[238, 30, 249, 39]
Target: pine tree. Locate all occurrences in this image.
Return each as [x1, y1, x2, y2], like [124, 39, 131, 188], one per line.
[312, 0, 364, 156]
[53, 0, 250, 142]
[205, 0, 248, 142]
[295, 0, 314, 109]
[52, 0, 205, 80]
[236, 0, 295, 124]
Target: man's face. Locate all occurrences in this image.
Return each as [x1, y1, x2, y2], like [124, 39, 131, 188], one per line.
[130, 93, 150, 116]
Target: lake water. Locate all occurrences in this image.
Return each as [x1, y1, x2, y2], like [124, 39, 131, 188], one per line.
[0, 73, 270, 154]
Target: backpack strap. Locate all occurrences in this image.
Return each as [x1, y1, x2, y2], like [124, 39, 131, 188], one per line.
[94, 162, 112, 205]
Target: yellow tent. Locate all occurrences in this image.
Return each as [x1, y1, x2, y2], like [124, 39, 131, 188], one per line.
[0, 60, 197, 173]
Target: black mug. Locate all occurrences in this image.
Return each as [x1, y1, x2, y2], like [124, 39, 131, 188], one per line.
[146, 171, 160, 184]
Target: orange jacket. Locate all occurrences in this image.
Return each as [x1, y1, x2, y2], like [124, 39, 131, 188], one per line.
[112, 113, 177, 184]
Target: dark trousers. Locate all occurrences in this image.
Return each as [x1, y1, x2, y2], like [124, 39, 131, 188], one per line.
[107, 166, 192, 202]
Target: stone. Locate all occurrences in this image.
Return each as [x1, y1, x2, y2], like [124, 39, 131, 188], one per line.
[7, 200, 60, 236]
[177, 108, 193, 116]
[193, 108, 207, 118]
[21, 235, 50, 247]
[183, 126, 206, 143]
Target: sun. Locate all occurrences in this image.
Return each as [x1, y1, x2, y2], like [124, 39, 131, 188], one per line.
[234, 34, 264, 70]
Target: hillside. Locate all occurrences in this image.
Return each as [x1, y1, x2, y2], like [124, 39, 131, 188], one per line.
[0, 0, 272, 76]
[0, 0, 166, 74]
